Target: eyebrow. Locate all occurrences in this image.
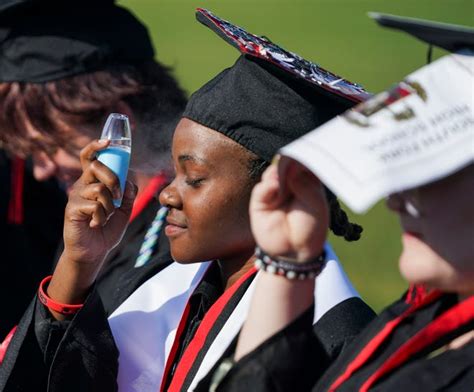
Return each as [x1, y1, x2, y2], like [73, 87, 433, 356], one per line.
[178, 154, 208, 165]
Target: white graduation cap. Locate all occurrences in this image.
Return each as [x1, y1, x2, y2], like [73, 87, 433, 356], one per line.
[280, 13, 474, 213]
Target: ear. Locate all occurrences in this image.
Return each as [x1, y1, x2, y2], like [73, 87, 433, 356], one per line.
[114, 101, 137, 133]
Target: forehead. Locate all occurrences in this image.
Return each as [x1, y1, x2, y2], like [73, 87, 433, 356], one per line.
[173, 118, 251, 165]
[25, 117, 94, 155]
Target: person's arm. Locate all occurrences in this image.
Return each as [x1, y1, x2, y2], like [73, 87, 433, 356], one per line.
[46, 139, 137, 321]
[235, 157, 329, 360]
[0, 139, 134, 390]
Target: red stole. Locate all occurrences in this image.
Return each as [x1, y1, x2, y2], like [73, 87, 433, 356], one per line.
[330, 290, 474, 391]
[160, 267, 257, 392]
[129, 173, 168, 222]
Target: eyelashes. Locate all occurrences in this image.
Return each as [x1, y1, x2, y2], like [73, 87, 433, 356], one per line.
[185, 178, 204, 188]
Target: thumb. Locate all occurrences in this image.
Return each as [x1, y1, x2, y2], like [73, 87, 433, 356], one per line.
[119, 181, 138, 216]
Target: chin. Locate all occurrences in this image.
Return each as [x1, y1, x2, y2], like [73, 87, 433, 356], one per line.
[170, 249, 208, 265]
[399, 238, 465, 293]
[173, 258, 202, 265]
[399, 236, 443, 287]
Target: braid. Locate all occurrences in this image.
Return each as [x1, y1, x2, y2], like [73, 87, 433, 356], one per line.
[325, 188, 363, 241]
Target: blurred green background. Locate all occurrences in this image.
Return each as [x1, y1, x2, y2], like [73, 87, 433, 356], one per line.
[120, 0, 473, 312]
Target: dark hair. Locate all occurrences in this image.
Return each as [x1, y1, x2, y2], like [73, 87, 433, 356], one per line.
[247, 156, 363, 242]
[325, 188, 363, 241]
[0, 61, 187, 162]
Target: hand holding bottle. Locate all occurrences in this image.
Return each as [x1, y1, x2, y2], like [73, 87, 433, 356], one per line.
[46, 116, 136, 319]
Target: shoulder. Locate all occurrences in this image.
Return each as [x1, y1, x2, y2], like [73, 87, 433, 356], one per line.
[313, 297, 376, 359]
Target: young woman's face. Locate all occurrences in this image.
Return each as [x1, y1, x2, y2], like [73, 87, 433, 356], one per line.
[159, 118, 257, 264]
[387, 164, 474, 294]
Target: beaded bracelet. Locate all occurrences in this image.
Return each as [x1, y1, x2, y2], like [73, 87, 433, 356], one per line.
[254, 246, 326, 280]
[38, 276, 84, 315]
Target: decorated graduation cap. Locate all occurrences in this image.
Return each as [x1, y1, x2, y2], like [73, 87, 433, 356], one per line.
[369, 12, 474, 60]
[183, 9, 371, 163]
[0, 0, 154, 83]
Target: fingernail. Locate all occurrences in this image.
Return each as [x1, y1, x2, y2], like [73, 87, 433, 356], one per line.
[271, 154, 281, 166]
[98, 139, 108, 144]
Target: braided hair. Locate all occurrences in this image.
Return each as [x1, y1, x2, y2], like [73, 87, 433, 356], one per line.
[248, 157, 363, 241]
[325, 188, 362, 241]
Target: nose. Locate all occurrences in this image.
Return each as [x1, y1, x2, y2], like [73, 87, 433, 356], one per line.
[159, 179, 182, 209]
[32, 151, 57, 181]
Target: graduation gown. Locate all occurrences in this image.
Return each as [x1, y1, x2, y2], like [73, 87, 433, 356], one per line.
[0, 247, 375, 392]
[0, 240, 172, 392]
[0, 151, 66, 340]
[209, 288, 474, 392]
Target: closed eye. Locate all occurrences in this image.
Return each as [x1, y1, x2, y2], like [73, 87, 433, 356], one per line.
[185, 178, 204, 188]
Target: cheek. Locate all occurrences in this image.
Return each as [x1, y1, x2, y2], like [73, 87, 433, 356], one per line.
[173, 186, 254, 262]
[197, 188, 252, 240]
[421, 207, 473, 272]
[52, 150, 82, 172]
[399, 235, 444, 285]
[399, 234, 474, 293]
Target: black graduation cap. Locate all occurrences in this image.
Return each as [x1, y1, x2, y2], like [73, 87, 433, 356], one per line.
[183, 9, 371, 162]
[0, 0, 154, 83]
[369, 12, 474, 53]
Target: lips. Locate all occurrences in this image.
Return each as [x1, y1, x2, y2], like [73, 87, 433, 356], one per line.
[165, 215, 187, 237]
[403, 231, 423, 241]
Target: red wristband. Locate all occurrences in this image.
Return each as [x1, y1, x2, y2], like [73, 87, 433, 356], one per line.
[38, 276, 84, 315]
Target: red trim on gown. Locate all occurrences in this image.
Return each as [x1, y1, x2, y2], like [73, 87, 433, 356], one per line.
[7, 157, 25, 225]
[330, 291, 474, 391]
[129, 173, 168, 222]
[161, 267, 257, 392]
[0, 326, 17, 364]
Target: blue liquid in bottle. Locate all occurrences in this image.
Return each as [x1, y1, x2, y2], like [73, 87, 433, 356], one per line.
[97, 144, 131, 207]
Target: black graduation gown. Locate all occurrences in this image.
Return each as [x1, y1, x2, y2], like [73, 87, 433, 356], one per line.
[0, 231, 172, 392]
[208, 290, 474, 392]
[0, 259, 375, 392]
[0, 151, 66, 340]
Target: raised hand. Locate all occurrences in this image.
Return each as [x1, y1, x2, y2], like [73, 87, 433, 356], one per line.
[46, 139, 137, 318]
[63, 139, 136, 266]
[249, 156, 329, 262]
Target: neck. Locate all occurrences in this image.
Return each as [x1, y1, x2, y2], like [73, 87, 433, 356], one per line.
[218, 250, 256, 290]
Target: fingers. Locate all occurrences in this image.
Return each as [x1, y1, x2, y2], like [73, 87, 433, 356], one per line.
[119, 181, 138, 213]
[79, 183, 115, 219]
[251, 156, 327, 218]
[67, 199, 108, 228]
[250, 165, 282, 211]
[286, 161, 323, 200]
[69, 179, 137, 229]
[79, 139, 122, 199]
[82, 160, 122, 199]
[101, 181, 138, 233]
[80, 139, 109, 168]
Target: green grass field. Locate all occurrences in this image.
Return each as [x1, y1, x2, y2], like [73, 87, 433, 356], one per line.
[120, 0, 473, 312]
